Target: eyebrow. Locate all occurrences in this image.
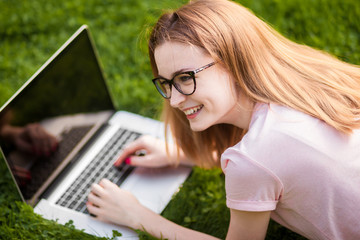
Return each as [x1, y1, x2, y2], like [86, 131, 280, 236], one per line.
[157, 67, 192, 80]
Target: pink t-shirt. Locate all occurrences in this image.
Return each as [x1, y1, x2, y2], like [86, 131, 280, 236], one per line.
[221, 103, 360, 240]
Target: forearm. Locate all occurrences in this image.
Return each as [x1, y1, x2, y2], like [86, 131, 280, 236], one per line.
[0, 125, 21, 142]
[177, 151, 195, 167]
[88, 180, 218, 239]
[132, 207, 219, 240]
[167, 143, 195, 167]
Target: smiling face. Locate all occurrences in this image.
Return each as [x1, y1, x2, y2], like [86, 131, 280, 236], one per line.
[154, 41, 253, 131]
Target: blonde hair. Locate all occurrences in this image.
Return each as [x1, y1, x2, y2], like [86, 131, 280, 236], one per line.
[148, 0, 360, 168]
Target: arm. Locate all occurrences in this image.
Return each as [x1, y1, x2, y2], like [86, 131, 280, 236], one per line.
[87, 179, 217, 240]
[87, 179, 271, 239]
[113, 135, 194, 168]
[226, 209, 271, 240]
[132, 205, 219, 239]
[0, 123, 58, 156]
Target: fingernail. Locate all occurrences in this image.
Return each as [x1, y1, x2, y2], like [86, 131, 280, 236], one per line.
[113, 159, 120, 166]
[125, 157, 131, 165]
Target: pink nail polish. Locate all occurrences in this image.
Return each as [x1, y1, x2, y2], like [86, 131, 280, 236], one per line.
[125, 157, 131, 165]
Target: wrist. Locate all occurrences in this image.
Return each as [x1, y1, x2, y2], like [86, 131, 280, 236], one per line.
[130, 205, 158, 231]
[167, 145, 195, 167]
[0, 125, 21, 141]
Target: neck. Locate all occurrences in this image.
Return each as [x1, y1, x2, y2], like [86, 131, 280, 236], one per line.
[229, 97, 255, 130]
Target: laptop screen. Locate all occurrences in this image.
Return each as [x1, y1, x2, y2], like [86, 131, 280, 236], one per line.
[0, 26, 115, 201]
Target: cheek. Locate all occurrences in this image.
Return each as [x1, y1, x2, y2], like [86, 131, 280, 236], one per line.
[217, 80, 239, 111]
[203, 82, 238, 113]
[216, 76, 238, 103]
[218, 91, 238, 110]
[196, 69, 238, 106]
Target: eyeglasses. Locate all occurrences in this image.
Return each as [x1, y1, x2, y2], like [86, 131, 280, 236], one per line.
[152, 62, 216, 99]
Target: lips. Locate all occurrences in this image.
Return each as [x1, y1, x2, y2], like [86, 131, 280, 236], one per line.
[183, 105, 203, 116]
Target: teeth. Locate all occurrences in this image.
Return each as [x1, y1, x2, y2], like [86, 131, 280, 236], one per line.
[184, 105, 203, 115]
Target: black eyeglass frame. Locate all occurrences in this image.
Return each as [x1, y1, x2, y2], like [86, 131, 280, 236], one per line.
[152, 62, 216, 99]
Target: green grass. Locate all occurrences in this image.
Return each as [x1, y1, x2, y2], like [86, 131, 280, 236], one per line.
[0, 0, 359, 239]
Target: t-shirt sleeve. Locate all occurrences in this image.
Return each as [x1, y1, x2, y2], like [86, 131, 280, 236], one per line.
[221, 147, 283, 212]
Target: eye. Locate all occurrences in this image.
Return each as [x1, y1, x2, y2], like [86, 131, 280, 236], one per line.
[180, 75, 192, 82]
[158, 79, 168, 85]
[175, 73, 193, 84]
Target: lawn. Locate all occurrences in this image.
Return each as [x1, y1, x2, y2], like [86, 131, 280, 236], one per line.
[0, 0, 359, 239]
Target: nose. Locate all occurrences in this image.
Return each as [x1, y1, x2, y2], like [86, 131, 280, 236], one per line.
[170, 87, 186, 108]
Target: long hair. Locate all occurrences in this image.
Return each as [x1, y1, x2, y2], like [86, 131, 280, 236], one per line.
[148, 0, 360, 168]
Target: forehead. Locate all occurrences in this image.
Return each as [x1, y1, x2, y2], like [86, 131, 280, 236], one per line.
[154, 42, 212, 77]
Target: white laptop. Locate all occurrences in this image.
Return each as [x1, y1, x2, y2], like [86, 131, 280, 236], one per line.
[0, 25, 191, 239]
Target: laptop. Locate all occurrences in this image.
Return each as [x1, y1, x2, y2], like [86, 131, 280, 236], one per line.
[0, 25, 191, 239]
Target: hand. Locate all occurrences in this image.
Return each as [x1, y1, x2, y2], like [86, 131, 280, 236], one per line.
[113, 135, 175, 168]
[16, 123, 58, 156]
[11, 165, 31, 186]
[87, 178, 144, 228]
[87, 179, 219, 240]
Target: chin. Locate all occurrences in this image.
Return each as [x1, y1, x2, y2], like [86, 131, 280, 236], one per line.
[189, 123, 211, 132]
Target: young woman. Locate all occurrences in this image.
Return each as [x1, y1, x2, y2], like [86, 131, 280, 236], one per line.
[87, 0, 360, 239]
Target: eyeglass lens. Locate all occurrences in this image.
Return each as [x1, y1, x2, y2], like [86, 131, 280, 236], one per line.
[155, 72, 195, 98]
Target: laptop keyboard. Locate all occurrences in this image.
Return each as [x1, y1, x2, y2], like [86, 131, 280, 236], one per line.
[55, 128, 141, 214]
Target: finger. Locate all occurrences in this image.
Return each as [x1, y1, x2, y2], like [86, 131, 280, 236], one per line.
[50, 137, 59, 152]
[114, 140, 148, 166]
[86, 201, 101, 217]
[98, 178, 114, 188]
[32, 128, 55, 157]
[12, 165, 31, 180]
[37, 133, 58, 156]
[87, 191, 103, 207]
[36, 136, 52, 157]
[43, 132, 58, 154]
[90, 182, 106, 197]
[15, 138, 33, 153]
[128, 155, 158, 168]
[26, 125, 47, 156]
[24, 123, 55, 156]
